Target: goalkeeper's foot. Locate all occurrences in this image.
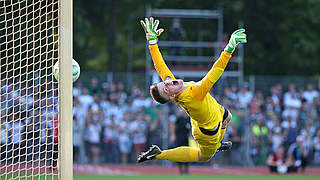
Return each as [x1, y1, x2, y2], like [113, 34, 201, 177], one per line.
[137, 145, 162, 163]
[216, 141, 232, 153]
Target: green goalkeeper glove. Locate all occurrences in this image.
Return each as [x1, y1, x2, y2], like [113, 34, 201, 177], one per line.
[140, 17, 164, 45]
[224, 28, 247, 54]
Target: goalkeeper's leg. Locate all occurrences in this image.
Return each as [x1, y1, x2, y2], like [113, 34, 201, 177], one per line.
[137, 145, 201, 163]
[155, 146, 200, 162]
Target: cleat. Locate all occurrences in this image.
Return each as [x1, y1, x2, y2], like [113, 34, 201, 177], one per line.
[216, 141, 232, 153]
[137, 145, 162, 163]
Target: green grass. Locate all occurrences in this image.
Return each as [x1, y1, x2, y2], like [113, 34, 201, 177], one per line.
[73, 175, 320, 180]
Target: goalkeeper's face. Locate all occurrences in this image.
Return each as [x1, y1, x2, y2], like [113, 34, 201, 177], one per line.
[157, 79, 184, 100]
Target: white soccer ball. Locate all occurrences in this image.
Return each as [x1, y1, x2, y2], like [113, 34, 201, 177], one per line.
[53, 59, 80, 82]
[277, 165, 288, 174]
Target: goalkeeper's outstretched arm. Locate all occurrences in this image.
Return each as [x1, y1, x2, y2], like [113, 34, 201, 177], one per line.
[190, 29, 247, 100]
[140, 17, 175, 81]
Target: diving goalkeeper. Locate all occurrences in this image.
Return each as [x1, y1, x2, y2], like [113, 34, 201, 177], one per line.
[137, 17, 247, 163]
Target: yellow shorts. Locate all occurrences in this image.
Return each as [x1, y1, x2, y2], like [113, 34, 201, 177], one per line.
[191, 105, 225, 159]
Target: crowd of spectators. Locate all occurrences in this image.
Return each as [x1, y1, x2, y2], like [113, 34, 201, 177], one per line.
[1, 79, 58, 166]
[1, 76, 320, 172]
[219, 82, 320, 173]
[72, 77, 320, 170]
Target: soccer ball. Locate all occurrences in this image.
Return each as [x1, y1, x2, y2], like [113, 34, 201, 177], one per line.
[53, 59, 80, 82]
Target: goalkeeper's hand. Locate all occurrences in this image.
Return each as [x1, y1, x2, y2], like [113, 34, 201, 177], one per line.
[224, 28, 247, 54]
[140, 17, 164, 45]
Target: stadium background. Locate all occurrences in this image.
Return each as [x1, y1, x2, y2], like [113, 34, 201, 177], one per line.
[1, 0, 320, 179]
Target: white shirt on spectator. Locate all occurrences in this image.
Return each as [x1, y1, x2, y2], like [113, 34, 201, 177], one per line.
[0, 123, 11, 144]
[105, 102, 123, 123]
[272, 134, 283, 153]
[313, 136, 320, 164]
[281, 119, 297, 129]
[40, 120, 53, 143]
[78, 93, 93, 112]
[11, 121, 25, 144]
[130, 120, 147, 145]
[87, 123, 102, 144]
[237, 90, 253, 108]
[103, 117, 119, 142]
[118, 120, 130, 143]
[132, 97, 152, 112]
[303, 90, 318, 104]
[283, 92, 301, 121]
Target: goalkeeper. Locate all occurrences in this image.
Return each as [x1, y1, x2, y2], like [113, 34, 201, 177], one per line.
[137, 17, 247, 163]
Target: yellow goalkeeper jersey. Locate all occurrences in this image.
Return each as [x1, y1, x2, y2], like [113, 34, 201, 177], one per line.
[149, 44, 232, 129]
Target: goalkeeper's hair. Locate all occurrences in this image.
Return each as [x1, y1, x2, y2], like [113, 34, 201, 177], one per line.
[150, 83, 169, 104]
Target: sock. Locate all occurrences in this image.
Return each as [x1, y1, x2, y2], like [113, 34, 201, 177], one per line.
[155, 146, 199, 162]
[219, 128, 226, 143]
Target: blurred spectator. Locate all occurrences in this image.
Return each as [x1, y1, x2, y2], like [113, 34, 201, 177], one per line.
[267, 146, 289, 174]
[88, 77, 102, 97]
[130, 83, 141, 98]
[249, 91, 264, 116]
[283, 116, 298, 149]
[85, 102, 104, 164]
[146, 113, 162, 149]
[251, 115, 268, 164]
[130, 112, 148, 158]
[132, 91, 152, 112]
[237, 84, 253, 109]
[298, 99, 309, 128]
[287, 136, 309, 172]
[73, 83, 83, 97]
[102, 114, 119, 163]
[313, 129, 320, 165]
[105, 98, 122, 122]
[270, 86, 281, 115]
[116, 82, 128, 105]
[10, 116, 26, 163]
[78, 88, 93, 113]
[283, 84, 301, 121]
[303, 83, 318, 105]
[0, 118, 10, 163]
[270, 126, 283, 153]
[169, 106, 191, 174]
[118, 113, 132, 164]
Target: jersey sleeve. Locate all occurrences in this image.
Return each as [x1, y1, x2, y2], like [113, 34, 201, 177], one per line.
[149, 44, 175, 81]
[190, 51, 232, 100]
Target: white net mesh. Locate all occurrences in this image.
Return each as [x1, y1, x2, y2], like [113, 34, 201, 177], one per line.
[0, 0, 59, 179]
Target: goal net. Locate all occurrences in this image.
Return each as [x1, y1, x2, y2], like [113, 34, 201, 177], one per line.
[0, 0, 72, 179]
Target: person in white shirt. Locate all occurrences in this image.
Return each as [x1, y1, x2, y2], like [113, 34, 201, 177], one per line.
[86, 120, 102, 164]
[313, 129, 320, 165]
[283, 88, 301, 121]
[237, 84, 253, 109]
[0, 120, 10, 163]
[302, 83, 318, 105]
[102, 114, 120, 163]
[130, 113, 148, 158]
[78, 88, 94, 113]
[132, 91, 152, 112]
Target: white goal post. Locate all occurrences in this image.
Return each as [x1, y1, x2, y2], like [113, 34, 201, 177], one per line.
[0, 0, 73, 179]
[59, 0, 73, 179]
